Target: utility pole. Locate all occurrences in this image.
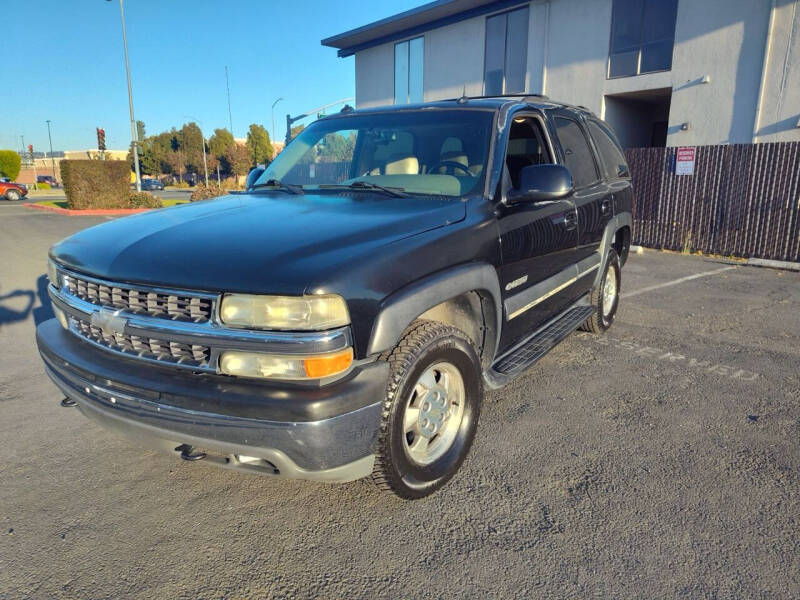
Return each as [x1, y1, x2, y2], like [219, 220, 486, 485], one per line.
[45, 120, 56, 180]
[225, 66, 234, 136]
[271, 97, 283, 147]
[109, 0, 141, 191]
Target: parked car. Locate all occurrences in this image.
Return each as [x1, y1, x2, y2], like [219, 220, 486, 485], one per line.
[37, 175, 59, 187]
[37, 95, 632, 499]
[141, 178, 164, 191]
[1, 180, 28, 201]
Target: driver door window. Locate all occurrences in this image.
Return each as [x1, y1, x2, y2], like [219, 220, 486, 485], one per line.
[505, 117, 552, 189]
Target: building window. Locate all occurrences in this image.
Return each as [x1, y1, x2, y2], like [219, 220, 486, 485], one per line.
[484, 6, 529, 96]
[394, 37, 424, 104]
[608, 0, 678, 78]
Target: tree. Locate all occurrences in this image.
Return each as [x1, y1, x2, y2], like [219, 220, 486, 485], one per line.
[136, 120, 146, 141]
[246, 123, 273, 165]
[289, 124, 305, 141]
[180, 122, 205, 174]
[224, 144, 251, 179]
[318, 132, 355, 162]
[0, 150, 22, 180]
[165, 150, 186, 181]
[208, 128, 235, 159]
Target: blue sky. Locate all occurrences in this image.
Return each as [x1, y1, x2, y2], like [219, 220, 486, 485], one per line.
[1, 0, 424, 152]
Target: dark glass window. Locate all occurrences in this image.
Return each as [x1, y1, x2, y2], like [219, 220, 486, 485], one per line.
[554, 117, 599, 188]
[484, 7, 529, 95]
[608, 0, 677, 78]
[395, 37, 424, 104]
[587, 120, 630, 180]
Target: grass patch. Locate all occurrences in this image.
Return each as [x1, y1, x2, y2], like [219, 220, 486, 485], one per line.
[160, 198, 189, 207]
[37, 200, 69, 209]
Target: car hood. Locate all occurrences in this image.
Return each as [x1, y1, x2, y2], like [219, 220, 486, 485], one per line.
[51, 191, 466, 295]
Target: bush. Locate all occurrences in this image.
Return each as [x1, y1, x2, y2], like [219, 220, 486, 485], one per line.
[190, 178, 244, 201]
[171, 181, 191, 189]
[0, 150, 21, 180]
[129, 191, 163, 208]
[61, 160, 130, 209]
[37, 183, 51, 190]
[190, 183, 224, 201]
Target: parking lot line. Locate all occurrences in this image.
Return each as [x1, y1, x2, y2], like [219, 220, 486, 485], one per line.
[621, 265, 737, 298]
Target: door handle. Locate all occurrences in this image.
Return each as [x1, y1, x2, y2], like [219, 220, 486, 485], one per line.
[563, 211, 577, 230]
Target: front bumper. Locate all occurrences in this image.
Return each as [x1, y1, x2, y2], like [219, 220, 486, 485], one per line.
[36, 319, 389, 482]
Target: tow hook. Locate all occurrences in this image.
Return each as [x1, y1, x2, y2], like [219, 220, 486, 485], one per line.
[174, 444, 207, 461]
[60, 397, 78, 407]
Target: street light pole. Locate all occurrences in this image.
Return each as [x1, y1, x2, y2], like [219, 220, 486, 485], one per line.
[271, 97, 283, 147]
[45, 120, 56, 180]
[110, 0, 141, 192]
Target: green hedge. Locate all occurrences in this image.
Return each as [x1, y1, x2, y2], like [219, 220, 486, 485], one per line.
[0, 150, 21, 180]
[37, 183, 51, 190]
[61, 160, 131, 209]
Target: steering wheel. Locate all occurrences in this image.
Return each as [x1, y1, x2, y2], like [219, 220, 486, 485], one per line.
[429, 160, 473, 177]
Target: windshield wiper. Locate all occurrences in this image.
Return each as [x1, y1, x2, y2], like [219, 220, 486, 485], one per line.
[332, 181, 408, 198]
[253, 179, 304, 195]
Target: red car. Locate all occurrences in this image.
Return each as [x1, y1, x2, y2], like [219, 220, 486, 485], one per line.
[0, 181, 28, 201]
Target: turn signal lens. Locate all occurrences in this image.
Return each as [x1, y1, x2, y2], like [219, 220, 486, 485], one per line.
[53, 306, 69, 330]
[304, 348, 354, 378]
[219, 348, 353, 380]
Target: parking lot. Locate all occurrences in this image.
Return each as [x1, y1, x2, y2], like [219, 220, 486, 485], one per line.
[1, 204, 799, 598]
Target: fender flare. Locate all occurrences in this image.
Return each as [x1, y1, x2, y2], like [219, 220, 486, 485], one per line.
[366, 263, 503, 360]
[594, 212, 632, 287]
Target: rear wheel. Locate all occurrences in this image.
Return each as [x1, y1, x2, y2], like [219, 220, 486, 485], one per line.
[372, 320, 482, 499]
[580, 248, 621, 334]
[6, 189, 20, 201]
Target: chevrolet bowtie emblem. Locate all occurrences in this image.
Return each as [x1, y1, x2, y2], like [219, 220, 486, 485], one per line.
[90, 309, 128, 338]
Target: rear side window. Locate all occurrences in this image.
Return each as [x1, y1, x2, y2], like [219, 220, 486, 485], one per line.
[588, 119, 630, 179]
[553, 117, 599, 188]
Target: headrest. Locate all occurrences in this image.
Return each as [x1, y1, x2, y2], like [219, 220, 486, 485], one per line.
[385, 155, 419, 175]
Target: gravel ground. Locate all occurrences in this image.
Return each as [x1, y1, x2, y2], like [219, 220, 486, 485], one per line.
[1, 205, 799, 599]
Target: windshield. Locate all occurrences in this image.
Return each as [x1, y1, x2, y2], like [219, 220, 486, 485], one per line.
[256, 109, 494, 197]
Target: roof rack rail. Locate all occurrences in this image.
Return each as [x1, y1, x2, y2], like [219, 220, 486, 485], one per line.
[445, 93, 550, 102]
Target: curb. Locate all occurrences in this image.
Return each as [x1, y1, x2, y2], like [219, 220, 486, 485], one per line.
[746, 258, 800, 272]
[23, 203, 152, 216]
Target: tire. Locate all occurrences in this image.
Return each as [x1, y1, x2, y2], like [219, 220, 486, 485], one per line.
[372, 320, 483, 499]
[6, 189, 20, 201]
[580, 248, 621, 334]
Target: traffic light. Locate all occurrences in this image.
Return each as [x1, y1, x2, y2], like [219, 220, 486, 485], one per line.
[96, 127, 106, 151]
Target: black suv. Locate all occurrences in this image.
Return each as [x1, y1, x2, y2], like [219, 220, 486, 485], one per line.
[37, 96, 632, 499]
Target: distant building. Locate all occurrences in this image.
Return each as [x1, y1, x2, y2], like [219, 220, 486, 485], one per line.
[323, 0, 800, 148]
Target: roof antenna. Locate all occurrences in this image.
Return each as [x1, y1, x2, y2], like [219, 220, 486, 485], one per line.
[457, 83, 468, 104]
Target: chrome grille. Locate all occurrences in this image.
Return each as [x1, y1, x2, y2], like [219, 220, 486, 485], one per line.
[64, 273, 213, 322]
[71, 317, 210, 368]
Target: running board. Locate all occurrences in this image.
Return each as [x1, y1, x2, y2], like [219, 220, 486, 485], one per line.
[484, 303, 594, 389]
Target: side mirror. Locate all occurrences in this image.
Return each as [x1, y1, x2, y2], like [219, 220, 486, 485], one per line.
[246, 167, 265, 190]
[507, 164, 574, 203]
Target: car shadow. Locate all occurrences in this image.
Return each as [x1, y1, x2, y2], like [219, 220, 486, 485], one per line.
[33, 274, 55, 326]
[0, 275, 54, 330]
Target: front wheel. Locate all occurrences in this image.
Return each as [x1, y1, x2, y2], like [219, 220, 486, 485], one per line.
[6, 189, 20, 201]
[580, 248, 621, 334]
[372, 320, 482, 499]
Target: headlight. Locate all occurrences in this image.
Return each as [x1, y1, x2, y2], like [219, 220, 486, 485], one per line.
[219, 348, 353, 380]
[47, 259, 60, 288]
[219, 294, 349, 330]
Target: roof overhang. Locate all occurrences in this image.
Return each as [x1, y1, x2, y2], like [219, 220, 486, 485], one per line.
[321, 0, 529, 57]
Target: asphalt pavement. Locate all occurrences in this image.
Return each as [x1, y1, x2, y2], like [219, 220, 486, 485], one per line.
[1, 205, 799, 599]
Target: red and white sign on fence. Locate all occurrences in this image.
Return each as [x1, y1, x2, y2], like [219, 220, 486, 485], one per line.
[675, 147, 696, 175]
